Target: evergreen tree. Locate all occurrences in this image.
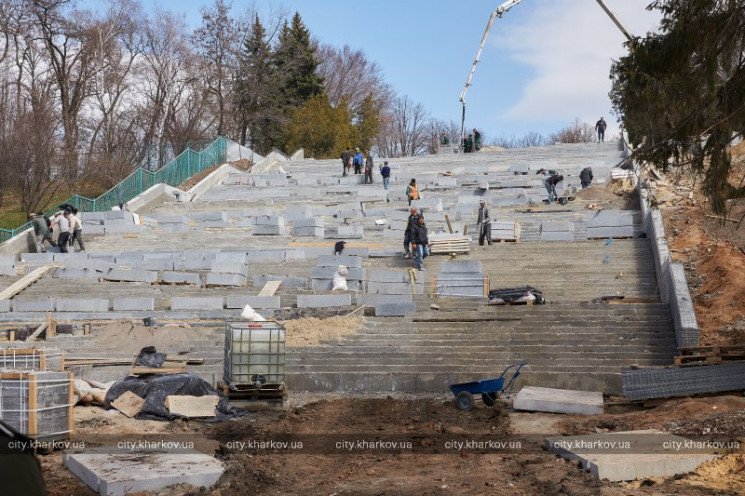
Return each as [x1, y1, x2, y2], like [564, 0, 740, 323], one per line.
[235, 15, 281, 154]
[611, 0, 745, 214]
[355, 94, 381, 153]
[284, 95, 355, 158]
[274, 12, 325, 112]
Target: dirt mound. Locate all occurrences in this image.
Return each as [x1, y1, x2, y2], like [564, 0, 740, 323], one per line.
[574, 185, 620, 202]
[91, 322, 210, 353]
[282, 316, 362, 347]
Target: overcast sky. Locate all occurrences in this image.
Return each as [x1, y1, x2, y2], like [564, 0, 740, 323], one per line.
[90, 0, 662, 141]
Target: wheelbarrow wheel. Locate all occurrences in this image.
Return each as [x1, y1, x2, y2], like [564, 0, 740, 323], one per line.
[455, 392, 475, 412]
[482, 392, 497, 407]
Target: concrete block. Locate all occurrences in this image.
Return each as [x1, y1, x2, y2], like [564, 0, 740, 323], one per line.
[210, 261, 247, 276]
[0, 300, 11, 312]
[0, 265, 16, 276]
[367, 281, 423, 295]
[356, 294, 413, 306]
[317, 255, 363, 268]
[170, 297, 224, 311]
[113, 297, 155, 311]
[225, 295, 281, 309]
[440, 261, 482, 273]
[541, 220, 573, 232]
[156, 223, 189, 232]
[297, 294, 352, 308]
[513, 386, 603, 415]
[140, 259, 175, 271]
[13, 299, 55, 312]
[310, 266, 366, 280]
[337, 225, 364, 238]
[54, 268, 100, 280]
[56, 298, 109, 312]
[367, 269, 409, 283]
[540, 231, 574, 242]
[191, 211, 227, 222]
[64, 452, 224, 496]
[374, 303, 417, 317]
[253, 275, 307, 289]
[253, 224, 286, 235]
[311, 279, 361, 291]
[174, 258, 212, 271]
[544, 431, 715, 482]
[114, 254, 144, 265]
[254, 215, 285, 226]
[587, 226, 635, 239]
[292, 217, 323, 228]
[205, 272, 247, 287]
[161, 271, 201, 285]
[292, 226, 324, 237]
[104, 269, 158, 283]
[20, 253, 54, 263]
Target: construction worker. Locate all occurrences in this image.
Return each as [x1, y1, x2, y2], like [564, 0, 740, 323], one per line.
[29, 213, 56, 253]
[353, 148, 364, 174]
[341, 148, 351, 176]
[364, 153, 374, 184]
[52, 210, 72, 253]
[406, 179, 420, 206]
[537, 169, 563, 204]
[477, 199, 492, 246]
[403, 207, 419, 258]
[473, 129, 482, 151]
[380, 161, 391, 190]
[411, 215, 429, 270]
[595, 117, 607, 142]
[68, 209, 85, 252]
[580, 167, 594, 189]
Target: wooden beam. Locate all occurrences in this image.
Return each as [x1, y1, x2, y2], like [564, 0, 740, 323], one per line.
[445, 214, 454, 234]
[258, 280, 282, 297]
[0, 265, 52, 300]
[27, 323, 48, 342]
[46, 313, 56, 338]
[28, 374, 38, 438]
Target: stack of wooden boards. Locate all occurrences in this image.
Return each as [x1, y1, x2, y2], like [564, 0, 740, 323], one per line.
[674, 345, 745, 367]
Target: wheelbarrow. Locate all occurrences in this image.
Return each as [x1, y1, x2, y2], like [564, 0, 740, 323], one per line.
[448, 363, 527, 412]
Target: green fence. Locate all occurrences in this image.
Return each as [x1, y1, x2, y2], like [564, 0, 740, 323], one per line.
[0, 137, 228, 244]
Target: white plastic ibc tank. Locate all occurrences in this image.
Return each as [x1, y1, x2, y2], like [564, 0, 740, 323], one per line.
[225, 322, 285, 386]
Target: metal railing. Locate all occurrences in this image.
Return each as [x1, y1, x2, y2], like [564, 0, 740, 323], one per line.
[0, 137, 228, 243]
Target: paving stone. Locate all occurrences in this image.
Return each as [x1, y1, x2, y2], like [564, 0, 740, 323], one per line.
[199, 220, 229, 229]
[225, 295, 281, 309]
[541, 220, 573, 232]
[13, 299, 55, 312]
[204, 273, 247, 287]
[246, 251, 287, 262]
[104, 269, 158, 283]
[621, 362, 745, 400]
[440, 261, 482, 273]
[157, 223, 189, 232]
[113, 297, 155, 311]
[284, 249, 306, 260]
[310, 266, 366, 280]
[161, 271, 202, 285]
[191, 211, 227, 222]
[64, 452, 224, 496]
[513, 386, 604, 415]
[410, 198, 443, 212]
[56, 298, 110, 312]
[374, 303, 417, 317]
[297, 294, 352, 308]
[544, 430, 715, 482]
[317, 255, 363, 268]
[170, 297, 224, 310]
[586, 210, 634, 228]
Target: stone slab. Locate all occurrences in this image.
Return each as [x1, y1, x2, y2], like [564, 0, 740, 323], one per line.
[174, 258, 213, 271]
[541, 220, 573, 232]
[104, 269, 158, 283]
[513, 386, 603, 415]
[311, 279, 361, 291]
[316, 255, 363, 268]
[20, 253, 54, 263]
[540, 231, 574, 242]
[297, 294, 352, 308]
[56, 298, 110, 312]
[292, 226, 324, 237]
[253, 275, 307, 289]
[440, 261, 482, 273]
[171, 297, 224, 311]
[586, 210, 634, 228]
[337, 225, 364, 237]
[356, 294, 413, 306]
[254, 215, 285, 226]
[161, 271, 201, 285]
[367, 269, 412, 283]
[225, 295, 281, 310]
[12, 299, 55, 312]
[0, 265, 16, 276]
[113, 297, 155, 311]
[544, 431, 715, 482]
[310, 266, 366, 280]
[205, 273, 247, 287]
[587, 226, 635, 239]
[367, 281, 423, 295]
[64, 452, 224, 496]
[139, 259, 175, 271]
[0, 300, 11, 312]
[374, 303, 417, 317]
[210, 261, 247, 276]
[292, 217, 323, 228]
[253, 224, 286, 235]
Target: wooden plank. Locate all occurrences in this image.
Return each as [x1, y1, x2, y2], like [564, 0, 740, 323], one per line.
[445, 214, 454, 234]
[67, 372, 75, 434]
[258, 280, 282, 297]
[111, 391, 145, 418]
[8, 330, 14, 342]
[27, 323, 48, 342]
[46, 313, 56, 338]
[28, 373, 38, 437]
[165, 395, 219, 418]
[0, 265, 52, 300]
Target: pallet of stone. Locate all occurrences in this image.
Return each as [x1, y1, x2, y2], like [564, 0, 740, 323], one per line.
[674, 345, 745, 366]
[428, 234, 470, 254]
[0, 348, 65, 371]
[0, 370, 74, 443]
[490, 220, 521, 242]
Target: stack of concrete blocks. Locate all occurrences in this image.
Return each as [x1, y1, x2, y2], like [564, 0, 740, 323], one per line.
[253, 216, 286, 236]
[540, 220, 574, 242]
[174, 251, 216, 271]
[103, 266, 158, 283]
[435, 261, 486, 298]
[0, 255, 16, 276]
[292, 217, 324, 237]
[366, 269, 423, 296]
[586, 210, 635, 239]
[0, 370, 73, 442]
[148, 214, 189, 233]
[193, 211, 229, 230]
[621, 362, 745, 400]
[490, 219, 520, 242]
[205, 252, 247, 287]
[253, 274, 308, 290]
[311, 255, 365, 291]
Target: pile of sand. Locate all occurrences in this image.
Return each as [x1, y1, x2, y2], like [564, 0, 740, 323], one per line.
[574, 185, 620, 202]
[91, 322, 208, 354]
[282, 316, 362, 347]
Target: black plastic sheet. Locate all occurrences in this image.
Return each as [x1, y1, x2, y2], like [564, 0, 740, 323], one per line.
[135, 346, 166, 368]
[488, 286, 545, 305]
[105, 374, 244, 421]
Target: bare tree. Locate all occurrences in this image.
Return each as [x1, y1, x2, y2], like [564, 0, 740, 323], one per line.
[549, 118, 595, 144]
[492, 131, 547, 148]
[376, 95, 429, 157]
[424, 118, 460, 154]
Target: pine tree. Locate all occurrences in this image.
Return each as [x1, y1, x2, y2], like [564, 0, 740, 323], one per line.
[355, 94, 381, 153]
[283, 95, 355, 158]
[235, 15, 280, 154]
[274, 12, 325, 112]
